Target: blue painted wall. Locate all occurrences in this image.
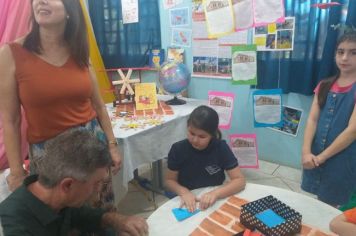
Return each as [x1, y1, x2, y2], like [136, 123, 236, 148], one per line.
[143, 0, 314, 169]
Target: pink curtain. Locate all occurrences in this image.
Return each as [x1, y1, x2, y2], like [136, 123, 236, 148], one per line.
[0, 0, 31, 170]
[0, 0, 31, 44]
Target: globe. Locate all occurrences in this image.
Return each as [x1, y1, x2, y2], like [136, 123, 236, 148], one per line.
[159, 62, 191, 105]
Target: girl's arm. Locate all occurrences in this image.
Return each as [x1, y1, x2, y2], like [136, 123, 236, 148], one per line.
[165, 169, 198, 212]
[314, 104, 356, 166]
[330, 213, 356, 236]
[199, 167, 246, 210]
[0, 45, 26, 191]
[88, 66, 122, 174]
[302, 95, 320, 169]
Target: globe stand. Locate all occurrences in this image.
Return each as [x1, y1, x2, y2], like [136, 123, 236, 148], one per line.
[165, 95, 186, 105]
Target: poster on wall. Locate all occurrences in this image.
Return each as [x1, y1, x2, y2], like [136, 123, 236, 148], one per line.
[171, 28, 192, 47]
[253, 0, 285, 26]
[232, 0, 254, 31]
[231, 44, 257, 85]
[229, 134, 259, 168]
[163, 0, 183, 9]
[253, 89, 282, 127]
[253, 17, 295, 51]
[167, 47, 185, 63]
[269, 106, 303, 137]
[208, 91, 234, 130]
[135, 83, 158, 110]
[203, 0, 235, 38]
[169, 7, 189, 27]
[121, 0, 138, 24]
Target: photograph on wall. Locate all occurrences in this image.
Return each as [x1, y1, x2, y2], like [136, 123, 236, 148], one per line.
[208, 91, 235, 130]
[229, 134, 259, 168]
[169, 7, 189, 27]
[269, 105, 303, 137]
[253, 89, 282, 127]
[253, 17, 295, 51]
[171, 28, 192, 47]
[231, 44, 257, 85]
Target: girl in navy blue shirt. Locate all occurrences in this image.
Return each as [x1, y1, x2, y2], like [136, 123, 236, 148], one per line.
[165, 105, 246, 212]
[301, 32, 356, 206]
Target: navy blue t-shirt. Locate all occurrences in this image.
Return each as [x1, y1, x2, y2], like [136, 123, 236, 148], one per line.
[167, 138, 238, 190]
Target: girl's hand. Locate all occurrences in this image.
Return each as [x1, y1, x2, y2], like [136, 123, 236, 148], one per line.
[312, 155, 326, 167]
[180, 191, 198, 213]
[109, 146, 122, 175]
[302, 153, 316, 169]
[7, 170, 27, 192]
[198, 191, 218, 210]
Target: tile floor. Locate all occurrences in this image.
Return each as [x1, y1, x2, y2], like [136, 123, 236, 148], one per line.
[117, 160, 316, 219]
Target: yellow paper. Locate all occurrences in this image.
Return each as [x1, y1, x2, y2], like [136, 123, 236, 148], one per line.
[255, 37, 266, 46]
[268, 23, 276, 34]
[135, 83, 158, 110]
[79, 0, 115, 103]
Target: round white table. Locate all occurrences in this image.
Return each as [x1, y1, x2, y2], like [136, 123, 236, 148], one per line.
[147, 183, 341, 235]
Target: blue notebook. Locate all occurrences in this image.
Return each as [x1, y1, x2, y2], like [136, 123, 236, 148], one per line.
[255, 209, 285, 228]
[172, 208, 200, 222]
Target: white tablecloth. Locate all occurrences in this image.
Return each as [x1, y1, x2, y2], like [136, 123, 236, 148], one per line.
[147, 183, 341, 235]
[108, 95, 206, 203]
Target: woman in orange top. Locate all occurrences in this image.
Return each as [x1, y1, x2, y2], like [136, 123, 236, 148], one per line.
[0, 0, 121, 203]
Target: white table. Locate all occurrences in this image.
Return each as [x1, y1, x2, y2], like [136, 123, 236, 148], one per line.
[108, 95, 206, 203]
[147, 183, 341, 235]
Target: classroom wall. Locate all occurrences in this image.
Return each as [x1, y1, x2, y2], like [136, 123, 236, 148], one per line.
[143, 0, 315, 169]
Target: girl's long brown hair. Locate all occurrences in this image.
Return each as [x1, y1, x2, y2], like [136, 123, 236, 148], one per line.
[318, 32, 356, 108]
[23, 0, 89, 68]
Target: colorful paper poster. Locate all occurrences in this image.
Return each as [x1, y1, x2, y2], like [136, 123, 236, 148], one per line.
[229, 134, 259, 168]
[134, 83, 158, 110]
[208, 91, 234, 129]
[163, 0, 183, 9]
[253, 17, 295, 51]
[148, 49, 165, 68]
[169, 7, 189, 27]
[232, 0, 254, 31]
[171, 28, 192, 47]
[121, 0, 138, 24]
[218, 30, 248, 45]
[231, 45, 257, 85]
[253, 0, 285, 26]
[167, 47, 185, 63]
[253, 89, 282, 127]
[203, 0, 235, 38]
[269, 106, 303, 137]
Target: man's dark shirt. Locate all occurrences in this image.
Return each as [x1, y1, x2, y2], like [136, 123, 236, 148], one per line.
[0, 175, 105, 236]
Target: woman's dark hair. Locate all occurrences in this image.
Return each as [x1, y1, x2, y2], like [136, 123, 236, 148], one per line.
[23, 0, 89, 68]
[318, 32, 356, 108]
[187, 105, 221, 139]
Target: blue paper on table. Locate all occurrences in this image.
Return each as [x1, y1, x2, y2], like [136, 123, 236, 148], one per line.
[255, 209, 285, 228]
[172, 208, 200, 222]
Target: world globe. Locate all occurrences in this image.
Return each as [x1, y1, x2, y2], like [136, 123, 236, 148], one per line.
[159, 61, 191, 105]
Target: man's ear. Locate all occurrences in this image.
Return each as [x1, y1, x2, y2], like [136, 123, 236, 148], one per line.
[59, 178, 75, 193]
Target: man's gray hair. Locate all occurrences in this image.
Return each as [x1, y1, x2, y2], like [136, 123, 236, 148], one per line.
[36, 129, 112, 188]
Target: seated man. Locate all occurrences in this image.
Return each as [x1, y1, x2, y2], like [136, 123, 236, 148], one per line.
[0, 130, 148, 236]
[330, 208, 356, 236]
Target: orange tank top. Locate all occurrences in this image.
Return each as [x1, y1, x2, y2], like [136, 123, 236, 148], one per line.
[9, 43, 96, 143]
